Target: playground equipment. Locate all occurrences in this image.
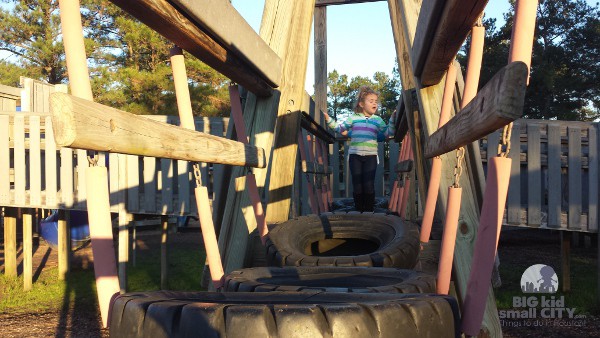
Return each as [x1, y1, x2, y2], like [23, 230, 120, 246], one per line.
[4, 0, 592, 336]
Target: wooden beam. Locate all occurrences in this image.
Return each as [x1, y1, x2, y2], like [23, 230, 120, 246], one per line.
[50, 92, 265, 168]
[415, 0, 489, 86]
[316, 0, 385, 6]
[170, 0, 281, 87]
[425, 61, 528, 158]
[302, 162, 332, 174]
[108, 0, 273, 96]
[411, 0, 446, 79]
[0, 84, 21, 99]
[301, 112, 336, 144]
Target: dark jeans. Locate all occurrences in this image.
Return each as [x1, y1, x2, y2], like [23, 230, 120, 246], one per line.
[349, 154, 377, 195]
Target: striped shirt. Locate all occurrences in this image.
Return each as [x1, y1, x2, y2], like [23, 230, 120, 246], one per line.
[327, 113, 395, 156]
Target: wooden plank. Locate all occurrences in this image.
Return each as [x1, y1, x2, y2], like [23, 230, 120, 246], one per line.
[109, 153, 120, 209]
[418, 0, 489, 86]
[161, 159, 174, 214]
[425, 62, 529, 158]
[44, 116, 58, 208]
[171, 0, 282, 87]
[127, 155, 140, 212]
[0, 115, 9, 204]
[410, 0, 445, 78]
[527, 123, 542, 226]
[23, 209, 33, 291]
[50, 92, 265, 168]
[507, 123, 521, 224]
[60, 148, 74, 208]
[3, 208, 17, 276]
[588, 126, 598, 232]
[143, 157, 157, 213]
[14, 115, 26, 205]
[177, 160, 190, 215]
[58, 210, 69, 280]
[568, 127, 582, 230]
[76, 149, 87, 207]
[316, 0, 385, 5]
[160, 215, 169, 289]
[547, 124, 562, 228]
[108, 0, 273, 96]
[29, 116, 42, 206]
[0, 83, 21, 99]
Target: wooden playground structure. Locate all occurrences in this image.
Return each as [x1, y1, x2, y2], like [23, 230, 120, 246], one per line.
[2, 0, 596, 337]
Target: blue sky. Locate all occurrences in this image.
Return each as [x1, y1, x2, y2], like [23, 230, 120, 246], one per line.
[231, 0, 512, 94]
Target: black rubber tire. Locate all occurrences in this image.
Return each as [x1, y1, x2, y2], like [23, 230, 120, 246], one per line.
[224, 266, 436, 293]
[109, 291, 459, 338]
[266, 212, 420, 268]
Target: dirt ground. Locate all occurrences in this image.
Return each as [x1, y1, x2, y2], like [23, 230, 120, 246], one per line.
[1, 224, 598, 337]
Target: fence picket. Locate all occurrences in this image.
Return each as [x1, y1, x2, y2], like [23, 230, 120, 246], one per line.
[527, 123, 541, 226]
[547, 124, 562, 228]
[568, 127, 582, 230]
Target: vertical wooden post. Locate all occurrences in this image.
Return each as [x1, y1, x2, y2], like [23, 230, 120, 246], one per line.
[118, 152, 128, 293]
[23, 209, 33, 291]
[58, 210, 70, 280]
[561, 231, 571, 292]
[3, 207, 17, 277]
[160, 215, 169, 290]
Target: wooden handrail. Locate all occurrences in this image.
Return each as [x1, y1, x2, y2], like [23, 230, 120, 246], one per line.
[50, 92, 266, 168]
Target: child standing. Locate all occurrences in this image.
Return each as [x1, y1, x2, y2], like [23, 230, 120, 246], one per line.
[325, 86, 396, 212]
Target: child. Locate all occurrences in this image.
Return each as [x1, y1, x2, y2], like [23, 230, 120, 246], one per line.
[325, 86, 396, 212]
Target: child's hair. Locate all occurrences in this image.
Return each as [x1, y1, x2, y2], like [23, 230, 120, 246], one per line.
[353, 86, 379, 113]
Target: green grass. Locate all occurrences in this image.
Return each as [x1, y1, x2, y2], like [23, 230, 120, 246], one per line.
[0, 235, 207, 314]
[495, 250, 599, 315]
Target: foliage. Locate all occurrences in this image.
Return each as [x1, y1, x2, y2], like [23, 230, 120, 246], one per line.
[0, 0, 230, 116]
[474, 0, 600, 121]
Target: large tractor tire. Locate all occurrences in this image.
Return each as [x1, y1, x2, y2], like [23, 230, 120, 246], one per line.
[266, 212, 420, 268]
[224, 266, 436, 293]
[109, 291, 459, 338]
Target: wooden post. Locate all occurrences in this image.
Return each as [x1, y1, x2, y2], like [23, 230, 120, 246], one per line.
[118, 208, 129, 293]
[160, 215, 169, 290]
[23, 209, 33, 291]
[58, 210, 70, 280]
[3, 207, 17, 277]
[561, 231, 571, 292]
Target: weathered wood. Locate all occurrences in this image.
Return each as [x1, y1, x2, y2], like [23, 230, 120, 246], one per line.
[507, 123, 522, 225]
[45, 117, 57, 208]
[50, 92, 265, 168]
[0, 115, 9, 204]
[14, 115, 26, 205]
[160, 215, 169, 290]
[118, 153, 128, 293]
[527, 123, 542, 226]
[417, 0, 489, 86]
[395, 159, 414, 173]
[547, 124, 562, 228]
[331, 141, 341, 198]
[300, 112, 336, 143]
[3, 208, 17, 277]
[568, 127, 582, 230]
[109, 0, 273, 96]
[0, 83, 21, 99]
[58, 210, 69, 280]
[588, 126, 598, 232]
[60, 148, 74, 208]
[171, 0, 281, 87]
[302, 162, 332, 175]
[425, 62, 529, 158]
[23, 209, 33, 291]
[161, 159, 174, 214]
[316, 0, 385, 5]
[411, 0, 445, 78]
[29, 116, 42, 206]
[143, 157, 157, 213]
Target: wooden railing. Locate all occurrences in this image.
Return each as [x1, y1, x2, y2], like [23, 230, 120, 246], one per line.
[1, 111, 229, 216]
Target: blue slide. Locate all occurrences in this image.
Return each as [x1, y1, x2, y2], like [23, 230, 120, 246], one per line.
[39, 210, 91, 250]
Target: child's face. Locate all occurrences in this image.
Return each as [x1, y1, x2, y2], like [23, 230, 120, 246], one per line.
[359, 94, 379, 116]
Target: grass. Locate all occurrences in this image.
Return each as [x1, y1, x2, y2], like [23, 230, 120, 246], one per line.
[0, 230, 207, 314]
[495, 246, 599, 315]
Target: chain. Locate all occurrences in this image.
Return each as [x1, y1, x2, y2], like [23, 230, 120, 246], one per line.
[87, 151, 99, 167]
[192, 163, 203, 187]
[452, 147, 466, 188]
[497, 122, 513, 158]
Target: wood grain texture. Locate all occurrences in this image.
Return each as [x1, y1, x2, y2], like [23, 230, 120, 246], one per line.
[171, 0, 281, 86]
[411, 0, 445, 77]
[108, 0, 273, 96]
[425, 61, 528, 158]
[419, 0, 489, 86]
[50, 92, 265, 168]
[316, 0, 385, 6]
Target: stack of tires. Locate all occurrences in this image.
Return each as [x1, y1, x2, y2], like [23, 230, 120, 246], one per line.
[110, 212, 460, 337]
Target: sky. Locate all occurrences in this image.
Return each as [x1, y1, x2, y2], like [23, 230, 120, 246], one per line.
[231, 0, 512, 95]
